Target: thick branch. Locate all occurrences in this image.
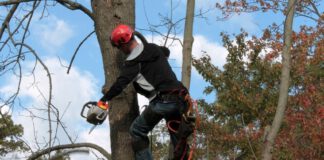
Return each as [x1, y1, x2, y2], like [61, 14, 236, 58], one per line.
[0, 0, 33, 6]
[0, 4, 19, 41]
[27, 143, 111, 160]
[56, 0, 94, 20]
[262, 0, 296, 159]
[49, 149, 89, 160]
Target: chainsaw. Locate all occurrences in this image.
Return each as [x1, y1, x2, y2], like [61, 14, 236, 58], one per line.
[80, 101, 109, 134]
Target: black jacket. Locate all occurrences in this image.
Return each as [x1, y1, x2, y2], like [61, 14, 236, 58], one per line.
[101, 43, 184, 101]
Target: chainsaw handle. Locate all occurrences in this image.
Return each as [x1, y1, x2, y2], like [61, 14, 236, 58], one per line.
[96, 110, 108, 121]
[81, 101, 97, 118]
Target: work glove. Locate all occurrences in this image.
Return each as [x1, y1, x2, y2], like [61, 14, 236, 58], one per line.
[97, 100, 109, 110]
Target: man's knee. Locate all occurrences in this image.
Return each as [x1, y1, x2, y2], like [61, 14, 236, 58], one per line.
[129, 122, 149, 152]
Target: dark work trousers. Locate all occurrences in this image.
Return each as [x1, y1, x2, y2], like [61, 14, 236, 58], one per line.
[129, 98, 188, 160]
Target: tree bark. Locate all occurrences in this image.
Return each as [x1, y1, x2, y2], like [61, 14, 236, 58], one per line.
[261, 0, 296, 159]
[181, 0, 195, 90]
[91, 1, 138, 160]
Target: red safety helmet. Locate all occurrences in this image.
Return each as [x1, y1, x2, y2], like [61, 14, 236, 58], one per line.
[110, 24, 134, 47]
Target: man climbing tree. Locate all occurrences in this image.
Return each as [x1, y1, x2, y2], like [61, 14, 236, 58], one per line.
[95, 24, 195, 160]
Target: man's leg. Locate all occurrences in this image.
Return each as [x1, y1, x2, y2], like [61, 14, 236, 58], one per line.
[163, 101, 190, 160]
[167, 119, 190, 160]
[129, 104, 163, 160]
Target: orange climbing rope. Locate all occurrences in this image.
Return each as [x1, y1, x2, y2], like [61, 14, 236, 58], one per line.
[166, 97, 200, 160]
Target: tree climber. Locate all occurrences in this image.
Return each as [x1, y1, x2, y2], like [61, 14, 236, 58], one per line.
[99, 24, 194, 160]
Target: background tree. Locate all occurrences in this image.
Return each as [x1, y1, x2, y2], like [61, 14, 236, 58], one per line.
[192, 0, 323, 158]
[213, 0, 322, 159]
[181, 0, 195, 89]
[193, 31, 280, 159]
[262, 0, 296, 158]
[0, 112, 28, 156]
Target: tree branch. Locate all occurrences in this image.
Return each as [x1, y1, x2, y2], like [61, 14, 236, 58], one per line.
[17, 1, 38, 61]
[309, 0, 322, 18]
[14, 42, 54, 159]
[67, 30, 95, 74]
[295, 12, 319, 22]
[49, 149, 89, 160]
[27, 143, 111, 160]
[0, 8, 33, 52]
[56, 0, 94, 20]
[0, 0, 33, 6]
[0, 4, 19, 41]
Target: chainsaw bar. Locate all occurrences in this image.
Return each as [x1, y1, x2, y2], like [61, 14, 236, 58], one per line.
[89, 125, 97, 134]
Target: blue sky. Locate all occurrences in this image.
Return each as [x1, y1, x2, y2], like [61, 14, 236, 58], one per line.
[0, 0, 320, 159]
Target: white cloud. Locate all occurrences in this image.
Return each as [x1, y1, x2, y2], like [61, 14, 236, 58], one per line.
[147, 34, 228, 69]
[32, 15, 74, 52]
[0, 57, 110, 158]
[0, 56, 169, 159]
[76, 125, 111, 159]
[79, 125, 110, 150]
[0, 105, 10, 114]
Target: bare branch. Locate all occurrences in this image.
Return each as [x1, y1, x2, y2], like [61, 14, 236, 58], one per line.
[0, 0, 33, 6]
[14, 42, 54, 159]
[309, 0, 322, 18]
[27, 143, 112, 160]
[67, 30, 95, 74]
[17, 1, 38, 61]
[0, 4, 19, 41]
[0, 9, 33, 52]
[295, 12, 319, 22]
[56, 0, 94, 20]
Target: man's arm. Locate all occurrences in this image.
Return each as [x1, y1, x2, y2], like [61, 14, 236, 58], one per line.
[159, 46, 170, 58]
[100, 62, 140, 101]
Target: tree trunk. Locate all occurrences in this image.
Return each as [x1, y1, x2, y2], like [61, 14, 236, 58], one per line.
[261, 0, 296, 159]
[91, 1, 138, 160]
[168, 1, 195, 159]
[181, 0, 195, 90]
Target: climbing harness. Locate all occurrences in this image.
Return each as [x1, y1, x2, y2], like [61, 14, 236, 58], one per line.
[166, 93, 200, 160]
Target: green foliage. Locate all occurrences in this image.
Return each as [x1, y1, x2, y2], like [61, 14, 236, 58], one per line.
[193, 31, 273, 159]
[0, 113, 28, 156]
[193, 25, 323, 159]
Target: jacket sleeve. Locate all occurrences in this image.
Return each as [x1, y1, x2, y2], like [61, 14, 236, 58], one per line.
[100, 62, 140, 101]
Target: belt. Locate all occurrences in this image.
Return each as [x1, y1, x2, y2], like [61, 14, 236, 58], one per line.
[158, 94, 180, 102]
[159, 89, 188, 96]
[156, 89, 188, 102]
